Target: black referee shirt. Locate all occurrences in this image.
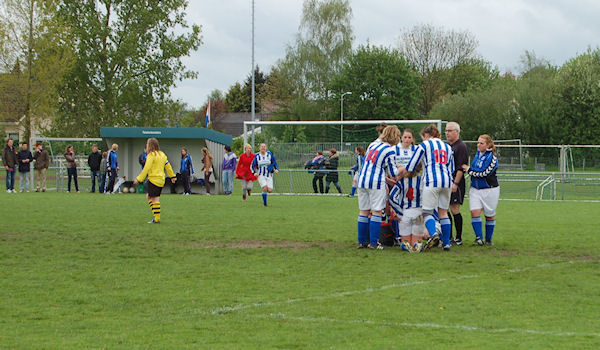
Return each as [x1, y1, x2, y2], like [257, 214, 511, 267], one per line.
[451, 138, 469, 184]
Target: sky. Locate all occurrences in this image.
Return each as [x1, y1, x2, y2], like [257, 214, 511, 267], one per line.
[172, 0, 600, 109]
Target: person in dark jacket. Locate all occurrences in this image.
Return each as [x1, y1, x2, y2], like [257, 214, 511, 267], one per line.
[2, 138, 18, 193]
[88, 144, 102, 193]
[99, 151, 108, 193]
[304, 150, 325, 193]
[33, 142, 50, 192]
[17, 142, 33, 192]
[64, 145, 79, 193]
[180, 147, 194, 195]
[324, 148, 342, 194]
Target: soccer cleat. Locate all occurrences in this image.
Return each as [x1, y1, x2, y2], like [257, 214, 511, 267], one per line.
[474, 237, 484, 246]
[147, 219, 160, 224]
[453, 238, 463, 246]
[400, 242, 412, 252]
[394, 238, 402, 246]
[443, 244, 451, 251]
[485, 241, 494, 246]
[424, 234, 440, 251]
[357, 243, 369, 249]
[413, 242, 424, 253]
[367, 243, 384, 250]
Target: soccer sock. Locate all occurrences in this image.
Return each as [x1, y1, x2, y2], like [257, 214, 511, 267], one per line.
[369, 215, 382, 246]
[485, 219, 496, 242]
[148, 199, 153, 207]
[448, 214, 454, 239]
[453, 212, 463, 240]
[424, 215, 437, 237]
[262, 192, 267, 206]
[357, 215, 369, 244]
[393, 220, 400, 239]
[151, 202, 161, 222]
[350, 186, 356, 197]
[471, 216, 483, 239]
[440, 217, 452, 246]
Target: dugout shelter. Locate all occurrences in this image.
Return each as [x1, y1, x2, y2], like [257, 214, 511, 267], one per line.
[100, 127, 233, 194]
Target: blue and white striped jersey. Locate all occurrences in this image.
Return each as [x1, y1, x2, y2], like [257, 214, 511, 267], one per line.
[251, 151, 278, 177]
[405, 138, 455, 188]
[389, 175, 423, 215]
[350, 154, 365, 174]
[358, 140, 399, 190]
[394, 144, 417, 166]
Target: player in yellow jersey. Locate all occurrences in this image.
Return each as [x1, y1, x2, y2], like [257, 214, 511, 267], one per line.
[133, 138, 176, 224]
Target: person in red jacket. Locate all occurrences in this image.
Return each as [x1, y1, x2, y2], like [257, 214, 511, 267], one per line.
[235, 143, 257, 201]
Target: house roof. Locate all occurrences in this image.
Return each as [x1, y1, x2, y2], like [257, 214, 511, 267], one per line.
[100, 127, 232, 146]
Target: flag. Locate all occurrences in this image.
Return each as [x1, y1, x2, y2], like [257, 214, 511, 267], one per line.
[205, 101, 211, 127]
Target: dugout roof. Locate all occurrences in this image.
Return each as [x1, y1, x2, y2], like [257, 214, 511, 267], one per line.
[100, 127, 232, 146]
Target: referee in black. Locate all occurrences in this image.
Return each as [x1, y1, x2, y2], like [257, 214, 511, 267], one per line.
[445, 122, 469, 245]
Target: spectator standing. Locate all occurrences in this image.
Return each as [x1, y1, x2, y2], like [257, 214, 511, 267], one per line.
[445, 122, 469, 246]
[324, 148, 342, 194]
[221, 145, 237, 195]
[3, 138, 18, 193]
[235, 143, 257, 201]
[99, 151, 108, 193]
[87, 144, 102, 193]
[64, 145, 79, 193]
[17, 142, 33, 192]
[305, 150, 325, 194]
[180, 148, 194, 195]
[33, 142, 50, 192]
[106, 144, 119, 193]
[139, 146, 148, 193]
[201, 147, 213, 195]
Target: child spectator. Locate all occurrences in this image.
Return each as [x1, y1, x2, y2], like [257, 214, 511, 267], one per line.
[222, 145, 237, 195]
[180, 148, 194, 195]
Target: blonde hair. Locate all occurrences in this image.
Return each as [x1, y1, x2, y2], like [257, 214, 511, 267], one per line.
[380, 125, 401, 145]
[111, 143, 119, 151]
[479, 134, 496, 154]
[146, 138, 160, 154]
[244, 143, 252, 152]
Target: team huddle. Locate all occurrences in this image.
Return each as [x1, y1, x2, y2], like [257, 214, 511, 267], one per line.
[354, 122, 500, 252]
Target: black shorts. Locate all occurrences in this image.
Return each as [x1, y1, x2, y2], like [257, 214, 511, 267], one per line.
[450, 181, 466, 205]
[148, 181, 163, 197]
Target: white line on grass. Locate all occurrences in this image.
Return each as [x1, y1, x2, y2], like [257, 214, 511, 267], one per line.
[210, 261, 576, 315]
[253, 313, 600, 338]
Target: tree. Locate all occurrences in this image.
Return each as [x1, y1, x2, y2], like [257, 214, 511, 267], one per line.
[54, 0, 202, 136]
[225, 66, 266, 113]
[328, 45, 421, 122]
[0, 0, 72, 139]
[554, 48, 600, 144]
[225, 82, 246, 113]
[399, 24, 480, 114]
[280, 0, 353, 102]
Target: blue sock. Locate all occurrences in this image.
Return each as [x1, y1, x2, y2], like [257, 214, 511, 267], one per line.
[485, 219, 496, 242]
[369, 215, 382, 246]
[471, 216, 483, 239]
[350, 186, 356, 197]
[262, 192, 267, 206]
[357, 215, 369, 244]
[440, 217, 451, 246]
[424, 215, 437, 237]
[393, 220, 400, 239]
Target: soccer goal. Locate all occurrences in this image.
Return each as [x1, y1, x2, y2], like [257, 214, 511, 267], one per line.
[28, 136, 103, 191]
[242, 119, 445, 196]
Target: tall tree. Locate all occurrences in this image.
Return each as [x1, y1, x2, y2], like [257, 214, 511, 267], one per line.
[225, 66, 266, 113]
[280, 0, 353, 102]
[54, 0, 202, 136]
[399, 24, 479, 114]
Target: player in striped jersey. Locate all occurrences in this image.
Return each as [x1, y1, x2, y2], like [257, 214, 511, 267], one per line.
[389, 167, 425, 251]
[400, 124, 455, 251]
[356, 125, 401, 250]
[390, 128, 418, 239]
[251, 143, 279, 207]
[349, 146, 365, 197]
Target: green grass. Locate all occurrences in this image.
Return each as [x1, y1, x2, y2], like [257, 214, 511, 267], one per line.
[1, 187, 600, 349]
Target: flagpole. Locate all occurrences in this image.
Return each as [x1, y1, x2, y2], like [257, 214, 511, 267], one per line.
[251, 0, 256, 149]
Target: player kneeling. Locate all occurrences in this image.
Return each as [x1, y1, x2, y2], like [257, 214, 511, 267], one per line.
[389, 167, 427, 252]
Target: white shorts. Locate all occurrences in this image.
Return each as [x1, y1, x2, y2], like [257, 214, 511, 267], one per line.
[398, 208, 425, 237]
[469, 186, 500, 217]
[258, 175, 273, 189]
[357, 187, 388, 211]
[353, 172, 359, 182]
[422, 186, 451, 211]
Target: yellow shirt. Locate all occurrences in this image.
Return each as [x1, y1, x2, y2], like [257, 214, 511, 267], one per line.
[136, 151, 176, 187]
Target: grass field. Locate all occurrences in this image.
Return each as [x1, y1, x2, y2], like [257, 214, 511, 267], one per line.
[1, 186, 600, 349]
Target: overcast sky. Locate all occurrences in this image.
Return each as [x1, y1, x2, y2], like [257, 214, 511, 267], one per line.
[172, 0, 600, 109]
